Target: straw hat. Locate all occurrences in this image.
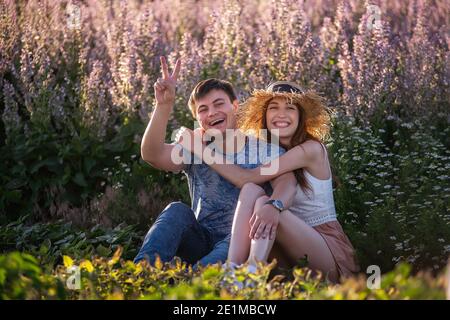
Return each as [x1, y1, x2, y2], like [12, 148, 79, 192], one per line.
[237, 81, 332, 141]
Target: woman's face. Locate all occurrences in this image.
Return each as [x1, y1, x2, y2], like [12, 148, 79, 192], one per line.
[265, 97, 300, 144]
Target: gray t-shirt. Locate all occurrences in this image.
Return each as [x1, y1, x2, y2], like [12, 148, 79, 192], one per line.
[181, 135, 285, 242]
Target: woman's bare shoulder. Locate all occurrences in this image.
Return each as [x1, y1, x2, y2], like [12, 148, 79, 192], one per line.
[293, 140, 324, 160]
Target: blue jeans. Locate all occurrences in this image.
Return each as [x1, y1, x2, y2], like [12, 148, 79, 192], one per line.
[134, 202, 230, 269]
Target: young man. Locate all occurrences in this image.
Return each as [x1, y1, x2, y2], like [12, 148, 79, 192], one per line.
[134, 57, 297, 268]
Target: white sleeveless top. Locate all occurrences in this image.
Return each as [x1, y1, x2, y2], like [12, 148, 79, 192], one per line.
[289, 143, 337, 227]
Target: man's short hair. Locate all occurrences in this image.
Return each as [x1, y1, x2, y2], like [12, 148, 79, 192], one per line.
[188, 78, 237, 116]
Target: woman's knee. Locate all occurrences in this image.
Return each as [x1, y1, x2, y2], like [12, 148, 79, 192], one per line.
[239, 183, 265, 198]
[254, 195, 270, 210]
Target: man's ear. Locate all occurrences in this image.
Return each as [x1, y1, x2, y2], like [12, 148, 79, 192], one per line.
[232, 99, 239, 111]
[191, 108, 198, 121]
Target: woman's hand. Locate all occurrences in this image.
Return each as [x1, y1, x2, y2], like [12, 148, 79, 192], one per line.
[249, 204, 279, 240]
[154, 56, 181, 108]
[176, 127, 205, 157]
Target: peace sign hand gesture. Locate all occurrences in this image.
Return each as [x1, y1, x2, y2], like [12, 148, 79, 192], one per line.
[154, 56, 181, 108]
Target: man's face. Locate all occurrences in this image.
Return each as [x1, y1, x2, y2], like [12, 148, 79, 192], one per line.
[194, 89, 238, 133]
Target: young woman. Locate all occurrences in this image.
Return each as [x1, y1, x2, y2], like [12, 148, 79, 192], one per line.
[179, 81, 359, 282]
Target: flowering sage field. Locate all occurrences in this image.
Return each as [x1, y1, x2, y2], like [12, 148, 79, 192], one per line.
[0, 0, 449, 299]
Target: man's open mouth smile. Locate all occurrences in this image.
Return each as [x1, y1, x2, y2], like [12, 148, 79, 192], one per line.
[208, 118, 226, 127]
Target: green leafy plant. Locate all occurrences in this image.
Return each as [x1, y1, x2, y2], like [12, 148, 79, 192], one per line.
[0, 249, 447, 300]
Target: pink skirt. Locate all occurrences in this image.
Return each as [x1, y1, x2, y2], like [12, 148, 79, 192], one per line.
[313, 220, 360, 279]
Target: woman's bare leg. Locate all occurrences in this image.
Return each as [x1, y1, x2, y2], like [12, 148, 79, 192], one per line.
[247, 195, 276, 266]
[276, 210, 339, 282]
[246, 195, 296, 269]
[241, 195, 339, 282]
[227, 183, 265, 265]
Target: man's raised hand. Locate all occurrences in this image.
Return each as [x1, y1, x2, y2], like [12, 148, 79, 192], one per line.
[154, 56, 181, 107]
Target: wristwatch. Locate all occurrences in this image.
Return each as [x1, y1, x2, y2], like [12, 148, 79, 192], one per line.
[264, 199, 285, 212]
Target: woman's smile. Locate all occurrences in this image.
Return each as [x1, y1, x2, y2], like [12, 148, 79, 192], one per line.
[271, 120, 292, 128]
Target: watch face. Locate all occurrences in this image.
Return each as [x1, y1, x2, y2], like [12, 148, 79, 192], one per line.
[274, 200, 284, 211]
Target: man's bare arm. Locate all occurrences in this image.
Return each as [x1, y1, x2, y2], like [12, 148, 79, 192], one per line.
[141, 57, 185, 172]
